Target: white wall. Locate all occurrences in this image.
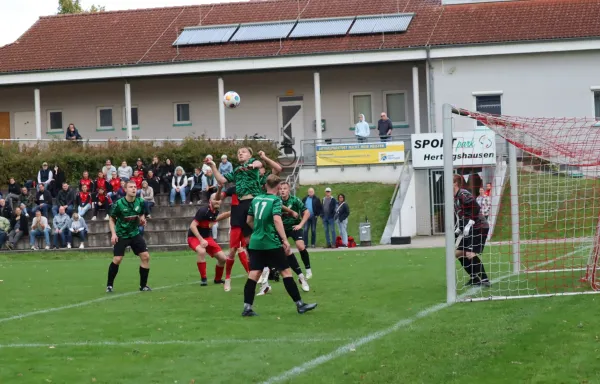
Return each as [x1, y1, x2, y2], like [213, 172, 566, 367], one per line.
[299, 165, 401, 185]
[400, 172, 417, 237]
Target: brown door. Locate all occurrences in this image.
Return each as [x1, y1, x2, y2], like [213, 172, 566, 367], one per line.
[0, 112, 10, 139]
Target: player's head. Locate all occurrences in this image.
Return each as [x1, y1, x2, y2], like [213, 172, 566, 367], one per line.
[265, 174, 282, 194]
[125, 180, 137, 198]
[209, 193, 221, 210]
[453, 174, 464, 192]
[279, 181, 290, 198]
[237, 147, 253, 163]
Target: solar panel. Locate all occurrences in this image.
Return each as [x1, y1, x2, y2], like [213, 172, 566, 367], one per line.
[289, 17, 355, 38]
[349, 14, 414, 35]
[173, 25, 239, 46]
[230, 21, 296, 42]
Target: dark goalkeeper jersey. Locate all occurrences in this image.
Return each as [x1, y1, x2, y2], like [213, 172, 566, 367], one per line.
[110, 197, 145, 238]
[454, 188, 489, 231]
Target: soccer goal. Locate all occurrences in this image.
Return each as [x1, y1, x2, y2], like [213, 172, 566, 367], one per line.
[442, 103, 600, 303]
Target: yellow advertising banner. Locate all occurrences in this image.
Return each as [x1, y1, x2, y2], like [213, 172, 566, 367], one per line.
[316, 141, 405, 166]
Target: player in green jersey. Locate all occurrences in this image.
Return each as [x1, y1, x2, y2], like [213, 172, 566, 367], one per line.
[242, 174, 317, 316]
[106, 180, 151, 293]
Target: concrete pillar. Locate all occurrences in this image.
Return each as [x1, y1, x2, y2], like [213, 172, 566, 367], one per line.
[218, 77, 226, 139]
[314, 72, 322, 140]
[34, 88, 41, 140]
[125, 82, 133, 140]
[412, 66, 421, 134]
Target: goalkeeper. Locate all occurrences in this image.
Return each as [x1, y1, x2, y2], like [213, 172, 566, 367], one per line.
[453, 174, 491, 287]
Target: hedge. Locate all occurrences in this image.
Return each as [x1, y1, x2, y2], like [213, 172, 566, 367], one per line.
[0, 138, 280, 186]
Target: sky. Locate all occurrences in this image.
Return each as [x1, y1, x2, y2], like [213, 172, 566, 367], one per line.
[0, 0, 247, 47]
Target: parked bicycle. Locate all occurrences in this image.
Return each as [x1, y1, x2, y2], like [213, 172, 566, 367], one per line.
[249, 133, 297, 167]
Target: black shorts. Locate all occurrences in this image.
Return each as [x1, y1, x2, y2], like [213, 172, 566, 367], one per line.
[230, 199, 253, 232]
[114, 234, 148, 256]
[285, 228, 304, 242]
[457, 227, 489, 254]
[249, 247, 290, 272]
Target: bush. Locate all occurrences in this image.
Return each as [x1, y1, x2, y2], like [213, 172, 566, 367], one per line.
[0, 138, 279, 186]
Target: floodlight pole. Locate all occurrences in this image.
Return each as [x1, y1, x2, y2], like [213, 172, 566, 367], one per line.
[509, 143, 521, 273]
[443, 103, 457, 303]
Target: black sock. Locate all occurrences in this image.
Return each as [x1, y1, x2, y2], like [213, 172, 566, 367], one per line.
[139, 266, 150, 288]
[107, 262, 119, 287]
[283, 276, 302, 303]
[243, 278, 257, 307]
[459, 257, 474, 279]
[299, 249, 311, 269]
[471, 256, 489, 281]
[287, 254, 303, 276]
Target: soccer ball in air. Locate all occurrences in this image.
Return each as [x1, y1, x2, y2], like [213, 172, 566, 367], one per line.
[223, 91, 241, 109]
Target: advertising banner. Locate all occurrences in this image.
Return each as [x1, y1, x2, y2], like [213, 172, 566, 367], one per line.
[316, 141, 405, 166]
[411, 129, 496, 168]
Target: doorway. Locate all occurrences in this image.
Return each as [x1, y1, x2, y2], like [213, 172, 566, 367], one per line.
[277, 96, 304, 155]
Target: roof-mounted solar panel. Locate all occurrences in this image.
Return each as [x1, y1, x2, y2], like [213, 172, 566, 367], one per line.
[349, 14, 414, 35]
[230, 20, 296, 42]
[289, 16, 355, 38]
[173, 24, 239, 46]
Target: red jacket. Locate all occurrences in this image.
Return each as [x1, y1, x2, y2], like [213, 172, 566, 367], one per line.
[79, 178, 92, 192]
[109, 178, 121, 193]
[95, 193, 112, 205]
[95, 178, 108, 192]
[77, 191, 92, 207]
[130, 176, 143, 189]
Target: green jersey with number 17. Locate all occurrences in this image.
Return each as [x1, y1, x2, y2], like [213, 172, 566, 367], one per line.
[248, 193, 282, 250]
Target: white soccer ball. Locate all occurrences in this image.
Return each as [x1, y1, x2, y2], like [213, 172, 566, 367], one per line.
[223, 91, 241, 109]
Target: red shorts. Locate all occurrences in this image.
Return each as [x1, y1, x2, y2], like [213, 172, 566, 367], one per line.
[229, 226, 247, 249]
[187, 236, 222, 256]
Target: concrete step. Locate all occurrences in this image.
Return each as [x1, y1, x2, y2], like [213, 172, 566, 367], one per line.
[86, 216, 231, 233]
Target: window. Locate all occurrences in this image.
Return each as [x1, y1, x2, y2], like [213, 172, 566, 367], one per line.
[174, 103, 191, 125]
[475, 94, 502, 127]
[594, 91, 600, 121]
[350, 93, 373, 125]
[383, 91, 407, 124]
[122, 106, 139, 129]
[97, 107, 113, 130]
[47, 110, 63, 131]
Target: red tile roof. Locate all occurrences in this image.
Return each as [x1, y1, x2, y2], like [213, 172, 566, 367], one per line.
[1, 0, 599, 74]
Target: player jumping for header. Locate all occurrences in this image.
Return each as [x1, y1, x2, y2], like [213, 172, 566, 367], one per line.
[106, 180, 151, 293]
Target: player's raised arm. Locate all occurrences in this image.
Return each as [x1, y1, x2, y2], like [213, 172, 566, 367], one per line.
[258, 150, 282, 175]
[207, 160, 228, 185]
[216, 211, 231, 221]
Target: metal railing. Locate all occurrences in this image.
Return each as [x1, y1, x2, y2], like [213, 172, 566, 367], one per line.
[0, 137, 272, 145]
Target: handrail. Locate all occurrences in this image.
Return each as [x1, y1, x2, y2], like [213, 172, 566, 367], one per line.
[1, 137, 272, 143]
[286, 140, 305, 193]
[390, 150, 411, 206]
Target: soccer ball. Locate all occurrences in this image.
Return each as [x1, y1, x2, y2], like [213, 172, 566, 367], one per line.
[223, 91, 240, 109]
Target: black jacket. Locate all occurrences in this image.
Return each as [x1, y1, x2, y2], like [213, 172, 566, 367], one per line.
[145, 177, 160, 195]
[0, 203, 12, 220]
[8, 182, 20, 195]
[56, 188, 75, 207]
[53, 169, 66, 188]
[334, 202, 350, 222]
[301, 195, 323, 217]
[65, 128, 82, 140]
[10, 214, 29, 235]
[35, 190, 53, 206]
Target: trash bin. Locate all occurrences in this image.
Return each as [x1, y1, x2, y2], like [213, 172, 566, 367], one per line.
[359, 221, 371, 246]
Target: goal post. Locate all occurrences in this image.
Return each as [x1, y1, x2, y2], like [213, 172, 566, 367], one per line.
[443, 103, 600, 302]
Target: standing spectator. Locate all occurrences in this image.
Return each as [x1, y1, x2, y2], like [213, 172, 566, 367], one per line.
[0, 215, 9, 249]
[219, 155, 233, 176]
[35, 184, 52, 217]
[135, 158, 146, 178]
[79, 171, 93, 192]
[140, 181, 155, 219]
[75, 184, 92, 217]
[355, 113, 370, 143]
[484, 182, 492, 197]
[201, 168, 218, 203]
[335, 193, 350, 248]
[145, 170, 160, 196]
[94, 171, 108, 194]
[160, 158, 175, 194]
[170, 166, 188, 206]
[377, 112, 393, 142]
[37, 162, 53, 191]
[51, 165, 66, 198]
[118, 161, 133, 181]
[202, 155, 213, 174]
[6, 177, 21, 207]
[302, 188, 322, 248]
[52, 206, 72, 249]
[0, 198, 12, 220]
[91, 187, 112, 221]
[108, 172, 121, 198]
[189, 167, 204, 205]
[69, 213, 87, 249]
[29, 210, 51, 250]
[321, 187, 337, 248]
[6, 207, 28, 250]
[102, 160, 117, 183]
[477, 187, 491, 221]
[65, 123, 82, 141]
[18, 187, 36, 217]
[53, 182, 74, 217]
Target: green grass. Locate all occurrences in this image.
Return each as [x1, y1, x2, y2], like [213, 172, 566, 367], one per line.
[294, 183, 395, 246]
[1, 247, 600, 383]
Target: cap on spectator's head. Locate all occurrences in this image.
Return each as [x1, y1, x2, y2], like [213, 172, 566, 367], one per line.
[325, 187, 332, 192]
[221, 154, 227, 159]
[137, 158, 142, 162]
[42, 162, 48, 166]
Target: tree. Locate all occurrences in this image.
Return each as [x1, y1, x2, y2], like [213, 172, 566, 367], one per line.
[58, 0, 105, 14]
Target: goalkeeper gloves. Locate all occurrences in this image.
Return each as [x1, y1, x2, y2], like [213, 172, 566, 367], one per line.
[463, 220, 475, 236]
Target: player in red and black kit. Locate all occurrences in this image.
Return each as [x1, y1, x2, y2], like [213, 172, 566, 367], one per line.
[453, 174, 491, 287]
[188, 193, 231, 286]
[221, 185, 251, 288]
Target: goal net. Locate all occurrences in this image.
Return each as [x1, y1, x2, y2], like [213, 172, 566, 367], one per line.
[443, 104, 600, 302]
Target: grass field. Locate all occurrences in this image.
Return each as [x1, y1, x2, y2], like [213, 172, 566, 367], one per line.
[2, 246, 600, 384]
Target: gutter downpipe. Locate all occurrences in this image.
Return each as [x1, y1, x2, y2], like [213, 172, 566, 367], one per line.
[426, 45, 435, 133]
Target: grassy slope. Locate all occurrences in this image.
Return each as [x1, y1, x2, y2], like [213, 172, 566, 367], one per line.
[294, 183, 395, 246]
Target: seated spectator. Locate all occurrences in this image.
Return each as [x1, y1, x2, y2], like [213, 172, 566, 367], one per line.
[189, 167, 203, 205]
[52, 206, 72, 249]
[69, 213, 88, 249]
[79, 171, 93, 192]
[140, 180, 155, 219]
[145, 170, 160, 196]
[91, 187, 112, 221]
[202, 168, 218, 203]
[135, 158, 146, 178]
[6, 207, 28, 250]
[53, 182, 75, 217]
[130, 169, 144, 196]
[202, 155, 213, 174]
[51, 165, 66, 198]
[170, 166, 187, 206]
[75, 184, 92, 217]
[18, 187, 36, 217]
[109, 180, 126, 202]
[65, 123, 82, 141]
[102, 160, 117, 183]
[108, 172, 121, 197]
[0, 215, 9, 249]
[94, 171, 108, 193]
[0, 198, 12, 220]
[6, 177, 21, 206]
[160, 158, 175, 194]
[219, 155, 233, 176]
[35, 184, 52, 218]
[149, 156, 161, 177]
[118, 161, 133, 181]
[29, 210, 51, 250]
[37, 162, 53, 191]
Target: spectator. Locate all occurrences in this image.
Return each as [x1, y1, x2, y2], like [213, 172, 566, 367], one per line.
[108, 172, 121, 198]
[118, 161, 133, 181]
[160, 158, 175, 194]
[377, 112, 393, 142]
[94, 171, 108, 194]
[321, 187, 337, 248]
[484, 182, 492, 197]
[188, 167, 203, 205]
[52, 205, 72, 249]
[37, 162, 53, 191]
[201, 168, 218, 203]
[35, 183, 52, 218]
[102, 160, 117, 183]
[135, 158, 146, 178]
[110, 181, 127, 202]
[130, 169, 143, 196]
[140, 180, 155, 219]
[29, 210, 51, 250]
[355, 113, 370, 143]
[65, 123, 82, 141]
[302, 188, 322, 248]
[6, 207, 28, 250]
[202, 155, 213, 174]
[219, 155, 233, 176]
[18, 187, 36, 217]
[477, 187, 491, 220]
[0, 215, 9, 249]
[91, 186, 112, 221]
[145, 170, 160, 196]
[51, 165, 66, 198]
[335, 193, 350, 248]
[6, 177, 21, 206]
[150, 156, 161, 177]
[53, 182, 75, 217]
[170, 166, 188, 206]
[0, 198, 12, 220]
[75, 184, 92, 217]
[69, 213, 87, 249]
[79, 171, 93, 192]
